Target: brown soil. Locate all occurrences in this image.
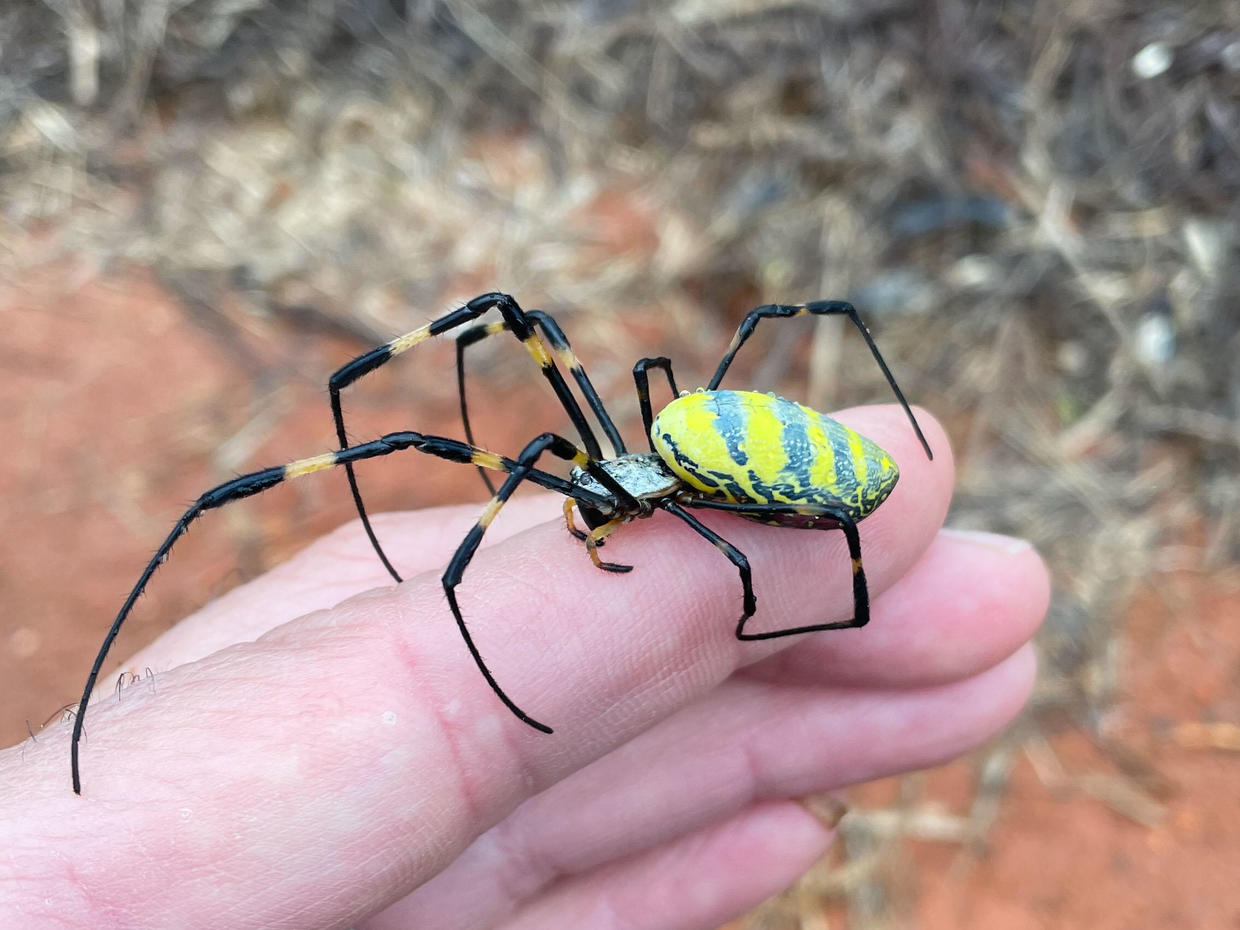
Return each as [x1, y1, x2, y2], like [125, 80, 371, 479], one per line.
[911, 577, 1240, 930]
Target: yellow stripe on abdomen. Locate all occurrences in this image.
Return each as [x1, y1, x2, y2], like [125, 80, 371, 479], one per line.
[734, 394, 789, 498]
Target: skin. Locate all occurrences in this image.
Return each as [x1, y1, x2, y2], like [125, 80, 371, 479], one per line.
[0, 407, 1048, 929]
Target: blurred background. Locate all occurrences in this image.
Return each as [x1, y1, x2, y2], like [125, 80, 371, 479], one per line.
[2, 1, 1238, 927]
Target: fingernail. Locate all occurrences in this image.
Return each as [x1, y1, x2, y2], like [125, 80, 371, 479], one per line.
[940, 527, 1032, 554]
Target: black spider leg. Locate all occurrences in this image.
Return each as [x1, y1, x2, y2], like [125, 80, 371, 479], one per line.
[455, 309, 627, 495]
[632, 357, 680, 452]
[455, 324, 501, 495]
[707, 301, 933, 461]
[329, 292, 611, 584]
[667, 498, 870, 637]
[531, 311, 626, 456]
[659, 501, 757, 619]
[442, 431, 634, 735]
[70, 430, 610, 795]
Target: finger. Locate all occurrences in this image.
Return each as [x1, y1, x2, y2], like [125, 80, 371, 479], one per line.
[120, 403, 946, 675]
[365, 645, 1034, 929]
[499, 801, 834, 930]
[743, 526, 1049, 688]
[125, 510, 1036, 699]
[4, 406, 950, 930]
[121, 494, 562, 672]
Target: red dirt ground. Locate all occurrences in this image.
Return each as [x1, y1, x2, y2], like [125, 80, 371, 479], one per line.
[910, 576, 1240, 930]
[3, 268, 1237, 928]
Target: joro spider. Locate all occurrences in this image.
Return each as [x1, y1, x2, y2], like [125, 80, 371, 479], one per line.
[70, 292, 932, 794]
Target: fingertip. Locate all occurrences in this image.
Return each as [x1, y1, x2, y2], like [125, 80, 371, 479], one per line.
[1011, 639, 1039, 699]
[715, 799, 837, 872]
[937, 527, 1051, 648]
[939, 527, 1034, 554]
[834, 404, 955, 540]
[745, 523, 1048, 690]
[501, 800, 836, 930]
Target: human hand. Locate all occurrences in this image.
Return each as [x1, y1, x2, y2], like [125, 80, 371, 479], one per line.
[1, 407, 1047, 929]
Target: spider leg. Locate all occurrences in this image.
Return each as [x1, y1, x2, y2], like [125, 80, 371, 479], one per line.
[583, 517, 634, 574]
[529, 310, 626, 455]
[442, 431, 629, 734]
[660, 501, 756, 619]
[707, 301, 933, 461]
[679, 498, 870, 637]
[563, 498, 589, 541]
[328, 293, 614, 583]
[455, 308, 626, 495]
[632, 357, 680, 452]
[563, 499, 632, 572]
[70, 430, 605, 795]
[456, 322, 505, 496]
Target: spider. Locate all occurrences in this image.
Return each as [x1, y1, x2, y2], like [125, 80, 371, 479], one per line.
[70, 293, 932, 794]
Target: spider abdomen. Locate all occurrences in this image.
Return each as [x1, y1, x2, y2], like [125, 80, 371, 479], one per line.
[650, 389, 899, 521]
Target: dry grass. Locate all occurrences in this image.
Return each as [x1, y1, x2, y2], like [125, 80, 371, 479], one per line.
[3, 1, 1238, 925]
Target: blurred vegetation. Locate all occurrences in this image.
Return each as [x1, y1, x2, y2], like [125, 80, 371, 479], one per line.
[2, 0, 1238, 925]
